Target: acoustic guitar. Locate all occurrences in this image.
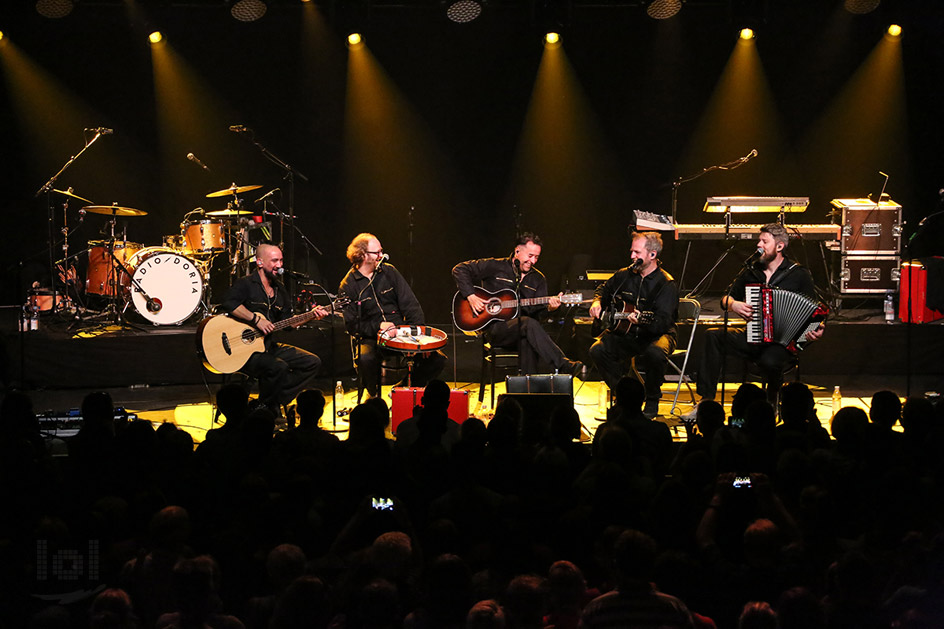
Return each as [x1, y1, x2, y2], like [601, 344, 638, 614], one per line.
[593, 300, 655, 336]
[197, 297, 349, 374]
[452, 287, 588, 333]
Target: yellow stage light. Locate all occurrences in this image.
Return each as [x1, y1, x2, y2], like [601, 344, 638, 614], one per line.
[0, 31, 4, 42]
[149, 31, 163, 44]
[545, 32, 560, 44]
[887, 24, 901, 37]
[739, 28, 754, 40]
[347, 32, 362, 47]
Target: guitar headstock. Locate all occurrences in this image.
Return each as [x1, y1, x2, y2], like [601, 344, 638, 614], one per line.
[560, 293, 587, 305]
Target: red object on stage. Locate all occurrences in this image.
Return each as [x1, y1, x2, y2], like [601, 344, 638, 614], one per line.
[899, 259, 944, 324]
[391, 387, 470, 433]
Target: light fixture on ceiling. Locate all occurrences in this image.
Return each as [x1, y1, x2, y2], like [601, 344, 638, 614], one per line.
[35, 0, 74, 19]
[444, 0, 484, 24]
[646, 0, 681, 20]
[231, 0, 268, 22]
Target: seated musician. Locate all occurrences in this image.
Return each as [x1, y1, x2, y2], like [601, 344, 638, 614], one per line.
[452, 232, 584, 376]
[589, 231, 679, 419]
[695, 222, 825, 406]
[339, 233, 445, 398]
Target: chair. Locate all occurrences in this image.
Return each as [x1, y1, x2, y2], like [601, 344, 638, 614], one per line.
[479, 338, 520, 408]
[667, 297, 701, 416]
[505, 373, 574, 396]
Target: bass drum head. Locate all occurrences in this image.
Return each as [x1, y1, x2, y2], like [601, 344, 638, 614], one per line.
[128, 247, 204, 325]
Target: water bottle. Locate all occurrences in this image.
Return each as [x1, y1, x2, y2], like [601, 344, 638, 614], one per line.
[832, 385, 842, 417]
[597, 383, 609, 415]
[335, 380, 344, 406]
[884, 291, 895, 324]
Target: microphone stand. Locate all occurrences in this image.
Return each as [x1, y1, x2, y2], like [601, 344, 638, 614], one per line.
[34, 129, 108, 327]
[408, 206, 415, 287]
[719, 255, 758, 405]
[235, 129, 310, 303]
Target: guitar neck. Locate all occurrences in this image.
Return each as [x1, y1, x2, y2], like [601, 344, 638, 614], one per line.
[271, 308, 319, 332]
[509, 295, 555, 307]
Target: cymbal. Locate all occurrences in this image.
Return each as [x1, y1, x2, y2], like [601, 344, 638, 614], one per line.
[206, 184, 263, 198]
[53, 189, 93, 204]
[82, 205, 148, 217]
[206, 208, 253, 217]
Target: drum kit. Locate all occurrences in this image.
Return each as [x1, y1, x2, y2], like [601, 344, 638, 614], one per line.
[35, 184, 267, 327]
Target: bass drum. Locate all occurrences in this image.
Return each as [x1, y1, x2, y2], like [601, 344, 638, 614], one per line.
[127, 247, 204, 325]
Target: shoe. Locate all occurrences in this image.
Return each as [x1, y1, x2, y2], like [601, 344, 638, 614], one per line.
[560, 360, 587, 379]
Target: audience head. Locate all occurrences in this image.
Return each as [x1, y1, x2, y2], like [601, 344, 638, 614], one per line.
[613, 529, 658, 585]
[502, 574, 547, 629]
[82, 391, 115, 431]
[830, 406, 869, 446]
[89, 588, 137, 629]
[614, 376, 645, 412]
[869, 390, 901, 429]
[738, 601, 778, 629]
[695, 399, 725, 437]
[777, 586, 826, 629]
[467, 599, 505, 629]
[731, 383, 765, 424]
[265, 543, 307, 591]
[215, 383, 249, 424]
[780, 382, 815, 426]
[295, 389, 325, 425]
[422, 379, 452, 412]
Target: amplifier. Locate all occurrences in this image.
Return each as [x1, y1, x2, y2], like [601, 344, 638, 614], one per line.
[390, 387, 470, 434]
[899, 259, 944, 323]
[831, 198, 902, 255]
[840, 255, 900, 294]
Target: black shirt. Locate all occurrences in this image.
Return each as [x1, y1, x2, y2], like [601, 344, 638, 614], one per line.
[338, 264, 426, 339]
[221, 272, 291, 323]
[452, 255, 550, 318]
[728, 257, 817, 302]
[594, 264, 679, 343]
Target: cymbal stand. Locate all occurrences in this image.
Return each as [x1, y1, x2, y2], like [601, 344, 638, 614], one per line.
[34, 129, 109, 321]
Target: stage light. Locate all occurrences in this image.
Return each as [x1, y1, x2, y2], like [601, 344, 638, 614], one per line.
[887, 24, 901, 37]
[646, 0, 681, 20]
[444, 0, 484, 24]
[231, 0, 267, 22]
[545, 32, 560, 45]
[35, 0, 74, 19]
[844, 0, 880, 14]
[149, 31, 163, 44]
[0, 31, 4, 42]
[740, 28, 754, 40]
[347, 32, 362, 47]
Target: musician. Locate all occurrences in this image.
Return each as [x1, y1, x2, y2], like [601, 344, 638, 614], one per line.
[452, 232, 584, 376]
[220, 243, 327, 414]
[339, 233, 445, 398]
[589, 231, 679, 418]
[695, 222, 825, 404]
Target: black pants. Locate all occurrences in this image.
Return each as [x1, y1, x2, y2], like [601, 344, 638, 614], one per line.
[696, 326, 794, 401]
[589, 331, 675, 401]
[356, 339, 446, 398]
[485, 316, 567, 375]
[244, 343, 321, 409]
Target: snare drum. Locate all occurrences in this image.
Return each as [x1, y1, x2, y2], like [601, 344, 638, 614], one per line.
[127, 247, 204, 325]
[28, 288, 72, 314]
[86, 240, 143, 297]
[181, 220, 225, 255]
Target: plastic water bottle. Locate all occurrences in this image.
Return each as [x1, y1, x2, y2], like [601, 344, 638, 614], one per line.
[884, 291, 895, 324]
[832, 385, 842, 417]
[598, 384, 609, 415]
[335, 380, 344, 409]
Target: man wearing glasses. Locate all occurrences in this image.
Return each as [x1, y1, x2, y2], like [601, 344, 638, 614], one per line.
[339, 233, 445, 398]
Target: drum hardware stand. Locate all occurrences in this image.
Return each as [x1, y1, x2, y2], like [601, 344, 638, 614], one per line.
[35, 128, 110, 326]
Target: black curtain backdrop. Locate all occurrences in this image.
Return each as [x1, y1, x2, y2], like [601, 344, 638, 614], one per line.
[2, 0, 942, 321]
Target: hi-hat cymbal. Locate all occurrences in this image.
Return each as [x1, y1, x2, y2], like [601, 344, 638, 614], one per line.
[206, 208, 253, 217]
[53, 189, 93, 204]
[82, 205, 148, 217]
[206, 184, 263, 198]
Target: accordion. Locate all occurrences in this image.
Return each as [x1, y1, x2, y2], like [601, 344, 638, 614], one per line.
[745, 285, 828, 352]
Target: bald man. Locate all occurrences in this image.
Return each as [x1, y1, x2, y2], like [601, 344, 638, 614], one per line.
[220, 243, 327, 415]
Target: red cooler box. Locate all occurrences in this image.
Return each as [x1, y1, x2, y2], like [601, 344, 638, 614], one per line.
[899, 259, 944, 324]
[391, 387, 470, 433]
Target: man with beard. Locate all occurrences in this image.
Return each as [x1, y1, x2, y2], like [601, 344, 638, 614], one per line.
[220, 243, 327, 414]
[695, 223, 825, 405]
[339, 233, 445, 398]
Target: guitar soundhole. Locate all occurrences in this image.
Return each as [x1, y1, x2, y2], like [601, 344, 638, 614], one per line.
[242, 329, 255, 344]
[221, 332, 232, 356]
[485, 300, 501, 315]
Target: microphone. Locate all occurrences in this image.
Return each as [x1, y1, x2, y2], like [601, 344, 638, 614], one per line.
[376, 253, 390, 270]
[743, 148, 758, 161]
[229, 125, 249, 133]
[255, 188, 280, 204]
[276, 268, 310, 280]
[744, 246, 764, 265]
[186, 153, 210, 172]
[85, 127, 113, 135]
[146, 298, 162, 313]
